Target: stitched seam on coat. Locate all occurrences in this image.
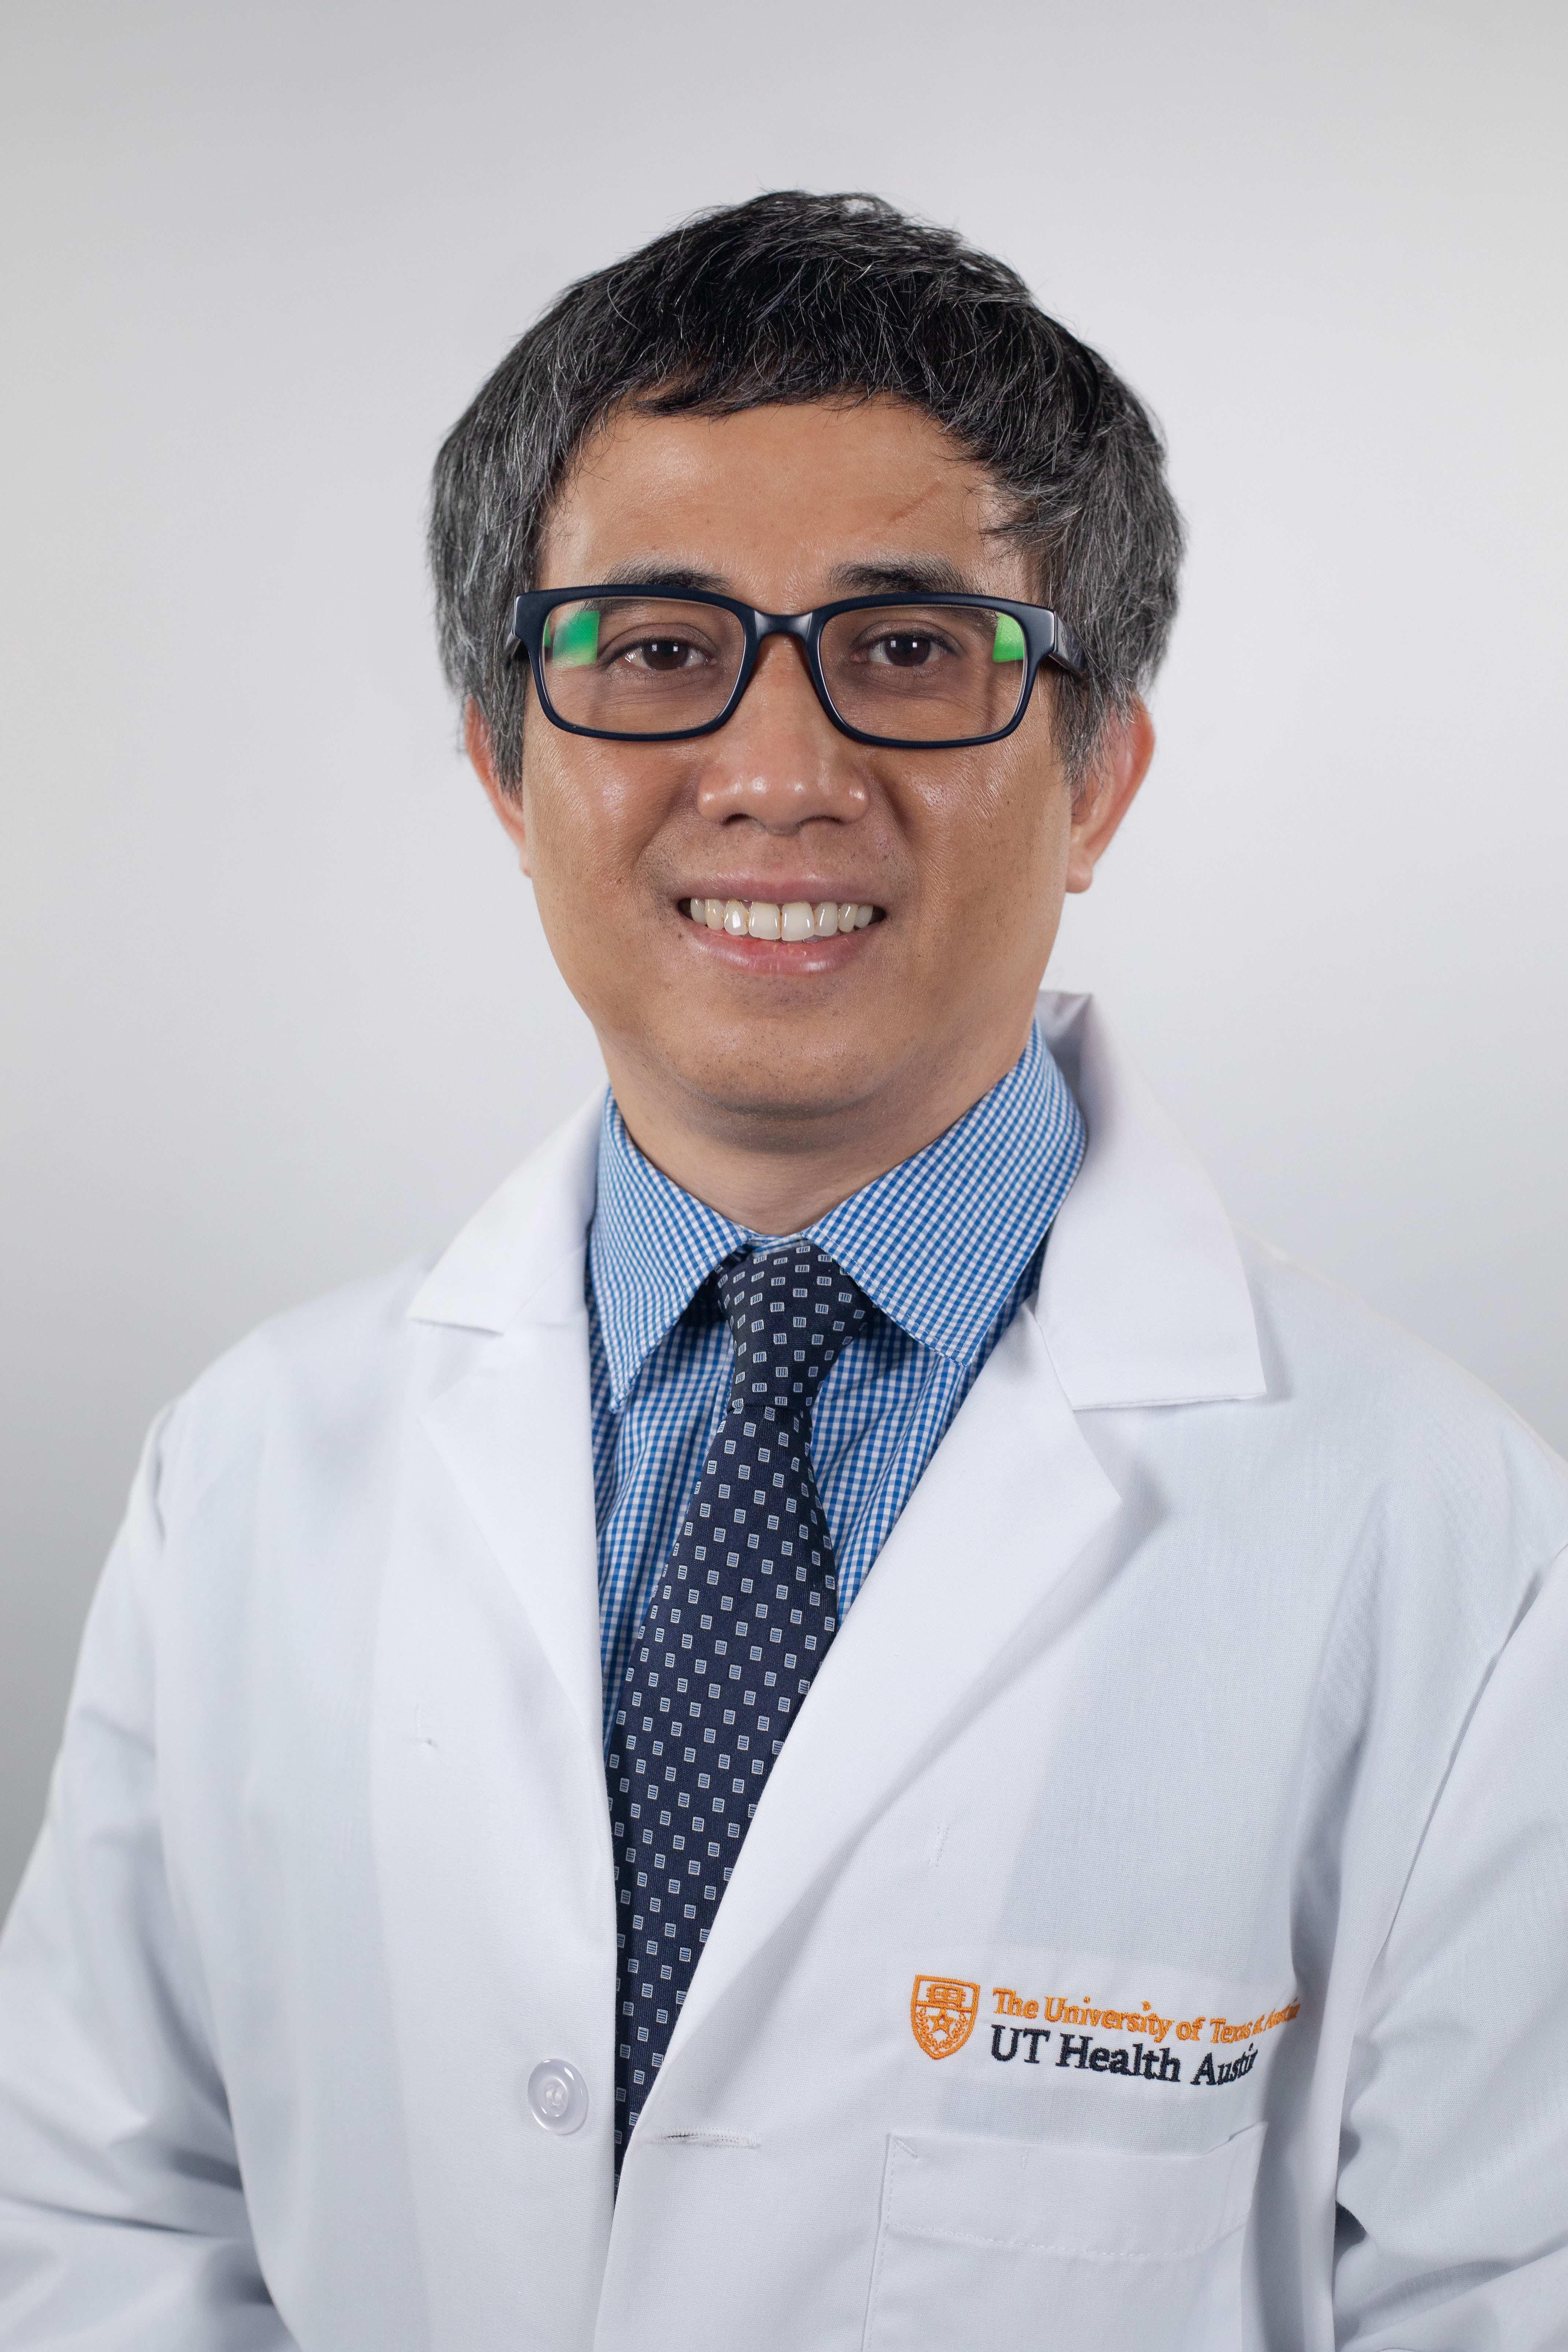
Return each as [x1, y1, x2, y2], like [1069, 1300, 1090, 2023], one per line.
[882, 2218, 1248, 2263]
[648, 2130, 760, 2149]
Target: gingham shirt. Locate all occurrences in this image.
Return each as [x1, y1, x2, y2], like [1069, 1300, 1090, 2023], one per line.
[589, 1020, 1085, 1748]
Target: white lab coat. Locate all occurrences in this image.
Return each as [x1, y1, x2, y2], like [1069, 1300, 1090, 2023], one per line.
[1, 992, 1565, 2352]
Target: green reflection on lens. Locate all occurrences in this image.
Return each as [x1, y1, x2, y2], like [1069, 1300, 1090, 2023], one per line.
[550, 609, 600, 667]
[992, 612, 1027, 664]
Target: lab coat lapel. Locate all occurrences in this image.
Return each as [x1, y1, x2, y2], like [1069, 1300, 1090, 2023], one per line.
[419, 1328, 601, 1745]
[644, 1297, 1120, 2098]
[409, 1092, 606, 1749]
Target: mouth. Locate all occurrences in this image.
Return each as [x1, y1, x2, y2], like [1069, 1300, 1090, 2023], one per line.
[681, 896, 882, 941]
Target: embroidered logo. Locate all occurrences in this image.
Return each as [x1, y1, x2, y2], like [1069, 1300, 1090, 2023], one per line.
[910, 1975, 980, 2060]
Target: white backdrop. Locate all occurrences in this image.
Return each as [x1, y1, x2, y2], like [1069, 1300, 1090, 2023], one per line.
[2, 0, 1563, 1912]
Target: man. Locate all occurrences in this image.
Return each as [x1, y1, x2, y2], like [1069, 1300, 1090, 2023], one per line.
[0, 191, 1564, 2351]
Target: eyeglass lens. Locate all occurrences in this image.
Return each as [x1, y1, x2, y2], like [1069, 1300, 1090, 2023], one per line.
[537, 597, 1029, 743]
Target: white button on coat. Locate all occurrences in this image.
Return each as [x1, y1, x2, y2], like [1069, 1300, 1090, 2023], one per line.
[528, 2061, 589, 2136]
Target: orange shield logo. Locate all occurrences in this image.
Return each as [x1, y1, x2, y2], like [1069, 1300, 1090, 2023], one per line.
[910, 1975, 980, 2060]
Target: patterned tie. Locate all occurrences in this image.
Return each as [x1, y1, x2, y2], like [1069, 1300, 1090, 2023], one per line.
[607, 1240, 869, 2163]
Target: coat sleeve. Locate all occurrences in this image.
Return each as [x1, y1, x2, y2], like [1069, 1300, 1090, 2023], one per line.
[0, 1411, 296, 2350]
[1333, 1542, 1568, 2348]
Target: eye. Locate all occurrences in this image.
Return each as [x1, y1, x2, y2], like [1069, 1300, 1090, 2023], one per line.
[858, 624, 969, 671]
[619, 634, 711, 673]
[866, 630, 941, 669]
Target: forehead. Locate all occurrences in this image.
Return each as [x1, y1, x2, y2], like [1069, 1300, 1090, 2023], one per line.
[536, 397, 1025, 601]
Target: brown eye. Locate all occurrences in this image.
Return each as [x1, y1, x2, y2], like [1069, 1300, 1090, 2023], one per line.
[629, 636, 702, 672]
[872, 632, 938, 669]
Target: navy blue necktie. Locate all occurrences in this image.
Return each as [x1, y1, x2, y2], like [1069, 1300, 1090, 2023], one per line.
[607, 1240, 869, 2163]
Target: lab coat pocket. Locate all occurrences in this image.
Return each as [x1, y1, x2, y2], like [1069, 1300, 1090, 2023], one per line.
[863, 2125, 1264, 2351]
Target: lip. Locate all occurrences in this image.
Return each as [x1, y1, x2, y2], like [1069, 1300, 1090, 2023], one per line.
[682, 924, 876, 976]
[678, 883, 883, 909]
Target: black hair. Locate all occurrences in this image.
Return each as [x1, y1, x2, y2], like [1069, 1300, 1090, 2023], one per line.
[429, 190, 1182, 784]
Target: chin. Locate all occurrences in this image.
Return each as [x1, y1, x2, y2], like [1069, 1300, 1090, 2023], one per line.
[669, 1031, 891, 1134]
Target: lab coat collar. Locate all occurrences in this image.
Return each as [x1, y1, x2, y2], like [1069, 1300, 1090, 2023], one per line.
[406, 992, 1265, 1413]
[405, 1093, 606, 1753]
[1032, 992, 1266, 1409]
[408, 1088, 603, 1336]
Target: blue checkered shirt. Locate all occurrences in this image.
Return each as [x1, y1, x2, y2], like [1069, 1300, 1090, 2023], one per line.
[589, 1019, 1085, 1747]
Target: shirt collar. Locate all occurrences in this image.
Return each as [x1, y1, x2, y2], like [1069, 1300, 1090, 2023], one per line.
[589, 1101, 752, 1410]
[589, 1019, 1085, 1407]
[806, 1018, 1083, 1359]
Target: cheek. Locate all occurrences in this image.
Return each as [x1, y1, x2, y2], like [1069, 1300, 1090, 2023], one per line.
[522, 748, 636, 894]
[917, 760, 1071, 915]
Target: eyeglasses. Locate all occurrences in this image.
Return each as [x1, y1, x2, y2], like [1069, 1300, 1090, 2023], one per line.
[505, 586, 1084, 750]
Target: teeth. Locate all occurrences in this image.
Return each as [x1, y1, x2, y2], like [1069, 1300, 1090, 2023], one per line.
[687, 898, 879, 938]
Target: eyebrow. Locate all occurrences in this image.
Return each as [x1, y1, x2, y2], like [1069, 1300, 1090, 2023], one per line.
[597, 561, 731, 593]
[582, 555, 988, 607]
[825, 558, 979, 598]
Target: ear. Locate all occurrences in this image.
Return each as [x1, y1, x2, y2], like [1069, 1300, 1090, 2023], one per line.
[1064, 698, 1155, 894]
[465, 700, 531, 874]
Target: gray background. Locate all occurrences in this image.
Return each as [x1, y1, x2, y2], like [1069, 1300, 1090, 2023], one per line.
[2, 0, 1564, 1915]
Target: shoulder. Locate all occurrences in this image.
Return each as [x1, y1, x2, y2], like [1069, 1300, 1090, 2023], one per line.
[147, 1258, 442, 1518]
[1236, 1229, 1568, 1582]
[145, 1093, 606, 1517]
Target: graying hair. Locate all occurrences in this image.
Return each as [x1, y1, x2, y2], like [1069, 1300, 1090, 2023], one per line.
[429, 191, 1183, 785]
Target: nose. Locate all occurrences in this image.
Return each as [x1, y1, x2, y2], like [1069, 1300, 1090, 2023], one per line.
[694, 632, 870, 831]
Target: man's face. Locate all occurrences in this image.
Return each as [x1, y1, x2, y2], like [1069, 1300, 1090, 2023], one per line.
[477, 397, 1143, 1164]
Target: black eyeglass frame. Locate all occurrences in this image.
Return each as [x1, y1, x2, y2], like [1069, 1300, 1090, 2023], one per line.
[504, 586, 1086, 750]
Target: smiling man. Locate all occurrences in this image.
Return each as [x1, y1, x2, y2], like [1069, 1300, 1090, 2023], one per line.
[468, 388, 1144, 1243]
[2, 193, 1567, 2352]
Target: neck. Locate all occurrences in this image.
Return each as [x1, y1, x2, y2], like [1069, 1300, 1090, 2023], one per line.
[601, 1023, 1034, 1233]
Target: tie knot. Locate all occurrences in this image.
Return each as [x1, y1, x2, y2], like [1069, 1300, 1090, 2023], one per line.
[716, 1242, 868, 1417]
